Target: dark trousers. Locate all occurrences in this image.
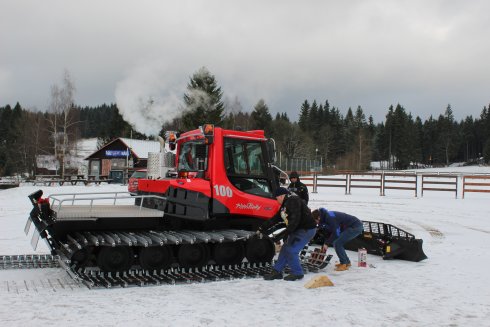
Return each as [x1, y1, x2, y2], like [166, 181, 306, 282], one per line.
[333, 223, 363, 264]
[274, 227, 317, 275]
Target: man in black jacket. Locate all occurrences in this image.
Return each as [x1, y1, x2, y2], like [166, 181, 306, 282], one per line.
[260, 187, 317, 281]
[287, 171, 309, 204]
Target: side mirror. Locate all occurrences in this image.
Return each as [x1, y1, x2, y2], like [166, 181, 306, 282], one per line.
[267, 138, 277, 163]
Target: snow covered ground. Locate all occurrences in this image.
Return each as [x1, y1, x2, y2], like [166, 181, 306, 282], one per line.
[1, 168, 490, 326]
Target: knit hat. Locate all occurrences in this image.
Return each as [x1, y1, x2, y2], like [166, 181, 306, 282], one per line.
[289, 171, 299, 179]
[274, 187, 290, 197]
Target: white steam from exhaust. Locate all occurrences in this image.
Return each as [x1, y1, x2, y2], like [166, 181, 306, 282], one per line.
[185, 88, 215, 112]
[115, 63, 184, 135]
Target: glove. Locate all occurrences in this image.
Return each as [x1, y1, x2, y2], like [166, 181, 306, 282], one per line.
[272, 231, 288, 243]
[255, 227, 264, 238]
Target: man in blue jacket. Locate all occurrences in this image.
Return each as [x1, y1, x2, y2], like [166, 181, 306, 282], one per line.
[311, 208, 364, 271]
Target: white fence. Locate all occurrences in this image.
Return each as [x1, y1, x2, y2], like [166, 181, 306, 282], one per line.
[298, 172, 490, 199]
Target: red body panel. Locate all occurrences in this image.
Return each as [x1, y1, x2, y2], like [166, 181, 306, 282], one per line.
[128, 169, 147, 194]
[137, 127, 279, 221]
[209, 128, 279, 220]
[138, 178, 211, 197]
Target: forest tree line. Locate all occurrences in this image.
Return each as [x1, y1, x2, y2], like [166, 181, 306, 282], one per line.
[1, 68, 489, 176]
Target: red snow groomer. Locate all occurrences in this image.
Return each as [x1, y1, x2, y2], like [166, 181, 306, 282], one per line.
[27, 125, 288, 275]
[26, 125, 426, 282]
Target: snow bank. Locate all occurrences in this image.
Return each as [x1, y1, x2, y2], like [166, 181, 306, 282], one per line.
[0, 171, 489, 326]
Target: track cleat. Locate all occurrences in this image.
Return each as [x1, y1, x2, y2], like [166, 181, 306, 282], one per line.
[334, 264, 349, 271]
[263, 270, 283, 280]
[284, 274, 304, 281]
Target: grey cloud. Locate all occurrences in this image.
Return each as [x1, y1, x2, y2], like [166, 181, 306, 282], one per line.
[1, 0, 489, 124]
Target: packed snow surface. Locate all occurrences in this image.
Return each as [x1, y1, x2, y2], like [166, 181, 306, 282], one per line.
[1, 168, 490, 326]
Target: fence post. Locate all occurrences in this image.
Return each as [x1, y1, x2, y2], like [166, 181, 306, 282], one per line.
[462, 176, 465, 199]
[312, 173, 318, 193]
[415, 174, 418, 197]
[347, 173, 351, 195]
[455, 176, 458, 199]
[381, 171, 385, 196]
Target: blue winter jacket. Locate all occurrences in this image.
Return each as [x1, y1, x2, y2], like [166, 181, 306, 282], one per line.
[318, 208, 363, 245]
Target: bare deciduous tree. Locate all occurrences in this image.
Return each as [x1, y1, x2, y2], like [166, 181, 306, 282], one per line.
[46, 70, 77, 177]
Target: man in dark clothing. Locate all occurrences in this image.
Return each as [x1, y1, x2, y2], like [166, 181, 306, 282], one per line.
[312, 208, 364, 271]
[287, 171, 309, 204]
[260, 187, 317, 281]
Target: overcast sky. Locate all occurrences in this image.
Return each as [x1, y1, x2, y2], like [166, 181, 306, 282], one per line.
[1, 0, 489, 133]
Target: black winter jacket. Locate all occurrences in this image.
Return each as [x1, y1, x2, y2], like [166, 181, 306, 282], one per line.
[261, 194, 316, 235]
[288, 178, 309, 204]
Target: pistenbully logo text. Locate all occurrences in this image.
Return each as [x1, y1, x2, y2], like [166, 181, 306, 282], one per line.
[235, 203, 261, 210]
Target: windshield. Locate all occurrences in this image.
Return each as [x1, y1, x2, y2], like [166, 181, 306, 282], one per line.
[224, 137, 272, 197]
[130, 171, 146, 178]
[178, 140, 207, 171]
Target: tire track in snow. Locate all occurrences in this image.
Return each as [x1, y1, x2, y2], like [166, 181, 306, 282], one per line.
[413, 223, 445, 239]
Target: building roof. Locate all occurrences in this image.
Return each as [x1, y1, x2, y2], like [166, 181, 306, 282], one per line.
[119, 138, 161, 159]
[85, 138, 161, 160]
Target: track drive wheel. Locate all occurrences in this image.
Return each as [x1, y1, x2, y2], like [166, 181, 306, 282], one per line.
[97, 246, 134, 272]
[245, 237, 275, 264]
[70, 247, 92, 267]
[177, 244, 210, 268]
[139, 246, 173, 270]
[213, 241, 245, 265]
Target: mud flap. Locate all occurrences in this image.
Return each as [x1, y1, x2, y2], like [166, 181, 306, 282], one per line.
[384, 239, 427, 262]
[344, 232, 384, 257]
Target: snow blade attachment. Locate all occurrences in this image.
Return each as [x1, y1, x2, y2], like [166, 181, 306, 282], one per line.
[344, 221, 428, 262]
[26, 190, 56, 251]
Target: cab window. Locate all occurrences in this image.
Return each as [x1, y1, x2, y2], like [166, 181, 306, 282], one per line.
[178, 141, 207, 171]
[224, 137, 272, 197]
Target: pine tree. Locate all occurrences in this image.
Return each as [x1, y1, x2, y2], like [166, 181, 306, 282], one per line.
[478, 105, 490, 162]
[323, 100, 331, 125]
[392, 104, 411, 169]
[412, 116, 424, 165]
[343, 107, 355, 152]
[0, 105, 13, 175]
[422, 115, 438, 165]
[298, 100, 310, 131]
[461, 116, 476, 161]
[373, 122, 387, 165]
[439, 104, 456, 166]
[250, 99, 272, 134]
[309, 100, 320, 134]
[384, 106, 395, 168]
[181, 67, 224, 130]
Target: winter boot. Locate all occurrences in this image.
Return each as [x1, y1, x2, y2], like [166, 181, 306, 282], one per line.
[335, 262, 351, 268]
[264, 270, 283, 280]
[284, 274, 304, 281]
[334, 264, 349, 271]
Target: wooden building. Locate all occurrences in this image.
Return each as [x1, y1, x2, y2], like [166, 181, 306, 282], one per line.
[85, 138, 160, 183]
